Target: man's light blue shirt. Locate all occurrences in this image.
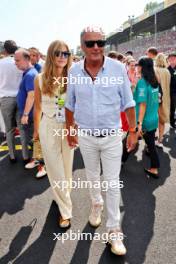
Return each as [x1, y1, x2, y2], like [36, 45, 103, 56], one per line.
[65, 56, 135, 130]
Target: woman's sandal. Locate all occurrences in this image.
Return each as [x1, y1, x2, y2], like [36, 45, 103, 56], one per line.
[59, 217, 71, 228]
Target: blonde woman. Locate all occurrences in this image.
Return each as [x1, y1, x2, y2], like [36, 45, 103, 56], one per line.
[33, 40, 73, 228]
[155, 53, 171, 147]
[127, 59, 138, 92]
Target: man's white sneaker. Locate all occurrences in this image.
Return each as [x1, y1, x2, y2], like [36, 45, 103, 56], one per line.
[108, 230, 127, 256]
[36, 165, 47, 179]
[88, 204, 103, 227]
[25, 159, 39, 169]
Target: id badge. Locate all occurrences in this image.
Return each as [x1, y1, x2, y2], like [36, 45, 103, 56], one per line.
[55, 98, 65, 123]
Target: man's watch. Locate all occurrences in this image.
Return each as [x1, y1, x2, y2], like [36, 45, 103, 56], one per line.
[129, 127, 138, 133]
[23, 112, 29, 117]
[137, 121, 142, 125]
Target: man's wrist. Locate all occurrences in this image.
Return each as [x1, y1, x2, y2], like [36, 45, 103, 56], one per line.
[129, 127, 138, 133]
[67, 124, 77, 129]
[66, 124, 73, 129]
[23, 112, 29, 117]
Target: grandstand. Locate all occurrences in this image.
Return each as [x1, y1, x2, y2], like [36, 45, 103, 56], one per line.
[106, 0, 176, 59]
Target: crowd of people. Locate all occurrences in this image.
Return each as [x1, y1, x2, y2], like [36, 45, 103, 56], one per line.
[117, 29, 176, 59]
[0, 27, 176, 256]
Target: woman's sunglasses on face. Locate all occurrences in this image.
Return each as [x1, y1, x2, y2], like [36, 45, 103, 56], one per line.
[54, 50, 71, 58]
[84, 40, 106, 48]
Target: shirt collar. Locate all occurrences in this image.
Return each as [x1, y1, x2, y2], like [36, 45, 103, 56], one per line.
[23, 66, 33, 76]
[81, 56, 108, 74]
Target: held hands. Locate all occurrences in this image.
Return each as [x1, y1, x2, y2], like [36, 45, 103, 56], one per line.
[67, 125, 78, 148]
[67, 134, 78, 148]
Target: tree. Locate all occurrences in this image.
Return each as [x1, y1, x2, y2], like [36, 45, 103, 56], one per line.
[144, 1, 159, 12]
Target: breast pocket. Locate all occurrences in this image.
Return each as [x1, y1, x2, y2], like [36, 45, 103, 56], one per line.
[76, 84, 91, 99]
[98, 86, 120, 126]
[99, 86, 119, 105]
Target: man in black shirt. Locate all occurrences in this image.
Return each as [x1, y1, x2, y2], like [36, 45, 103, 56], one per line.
[168, 53, 176, 128]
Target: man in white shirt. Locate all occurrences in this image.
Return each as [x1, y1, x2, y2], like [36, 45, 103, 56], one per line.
[66, 27, 137, 256]
[0, 40, 22, 162]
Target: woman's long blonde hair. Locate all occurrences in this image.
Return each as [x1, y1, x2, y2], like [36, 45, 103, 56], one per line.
[155, 53, 168, 68]
[42, 40, 72, 96]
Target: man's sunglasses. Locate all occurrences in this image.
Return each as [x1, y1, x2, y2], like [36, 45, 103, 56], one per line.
[54, 50, 71, 58]
[84, 40, 106, 48]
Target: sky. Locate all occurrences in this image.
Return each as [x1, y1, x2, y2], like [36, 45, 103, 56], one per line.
[0, 0, 163, 54]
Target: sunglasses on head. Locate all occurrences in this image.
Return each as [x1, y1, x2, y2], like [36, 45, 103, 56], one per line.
[84, 40, 106, 48]
[54, 50, 71, 58]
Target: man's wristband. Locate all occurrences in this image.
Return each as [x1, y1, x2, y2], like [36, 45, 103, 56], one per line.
[129, 127, 138, 133]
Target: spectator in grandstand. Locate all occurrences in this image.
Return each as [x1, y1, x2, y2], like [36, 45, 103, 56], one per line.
[134, 57, 160, 178]
[33, 40, 73, 228]
[108, 51, 118, 59]
[125, 50, 133, 56]
[167, 52, 176, 128]
[15, 48, 38, 164]
[28, 47, 42, 73]
[155, 53, 171, 147]
[146, 47, 158, 61]
[65, 26, 137, 256]
[0, 40, 22, 162]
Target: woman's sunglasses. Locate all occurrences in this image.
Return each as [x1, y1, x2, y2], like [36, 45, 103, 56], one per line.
[54, 50, 71, 58]
[84, 40, 106, 48]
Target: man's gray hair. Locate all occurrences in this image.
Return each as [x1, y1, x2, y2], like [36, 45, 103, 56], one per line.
[15, 48, 30, 60]
[80, 26, 105, 43]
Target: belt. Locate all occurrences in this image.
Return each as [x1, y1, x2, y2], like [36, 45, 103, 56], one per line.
[92, 133, 110, 137]
[94, 135, 106, 137]
[81, 130, 114, 137]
